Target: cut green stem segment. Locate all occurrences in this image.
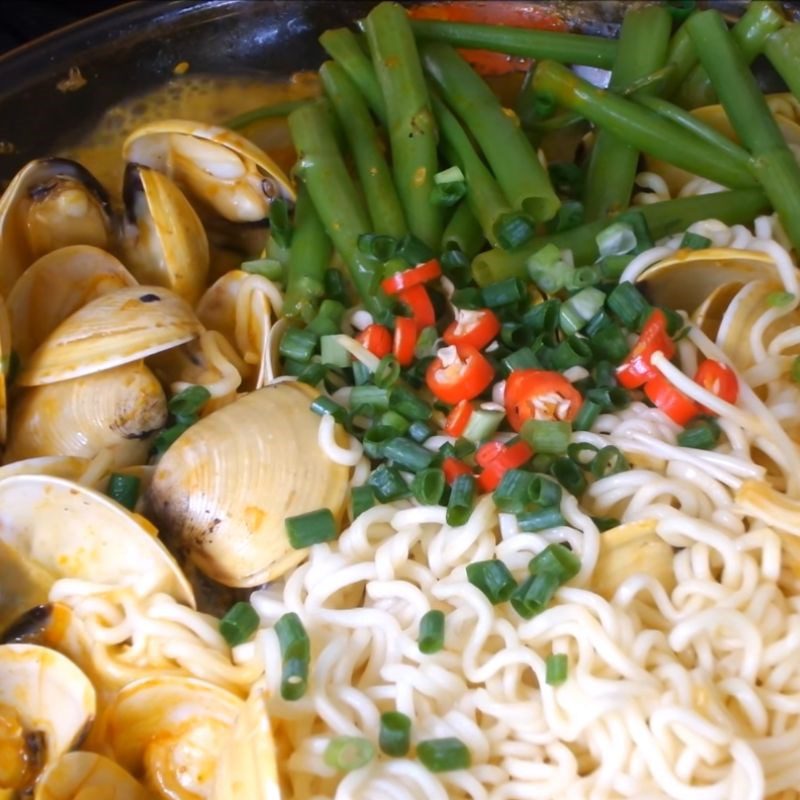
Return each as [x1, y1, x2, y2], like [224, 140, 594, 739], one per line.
[531, 60, 756, 192]
[324, 736, 375, 772]
[410, 19, 618, 68]
[284, 184, 331, 322]
[442, 200, 485, 258]
[319, 27, 387, 123]
[674, 1, 785, 109]
[466, 559, 517, 604]
[365, 2, 443, 249]
[418, 608, 445, 654]
[416, 737, 472, 773]
[471, 188, 769, 286]
[583, 5, 672, 221]
[285, 507, 337, 549]
[765, 25, 800, 103]
[687, 10, 800, 253]
[545, 653, 568, 685]
[447, 473, 476, 527]
[219, 601, 260, 647]
[224, 98, 312, 130]
[106, 472, 141, 510]
[288, 100, 391, 321]
[422, 41, 560, 223]
[379, 711, 412, 757]
[662, 24, 699, 100]
[320, 61, 407, 238]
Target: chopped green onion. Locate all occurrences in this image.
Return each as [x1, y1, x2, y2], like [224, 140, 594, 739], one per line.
[482, 278, 526, 308]
[550, 456, 587, 495]
[466, 559, 517, 604]
[454, 438, 476, 459]
[363, 425, 397, 458]
[358, 233, 398, 261]
[767, 291, 795, 308]
[502, 347, 542, 374]
[351, 485, 376, 518]
[451, 287, 484, 309]
[597, 254, 634, 281]
[517, 507, 566, 532]
[320, 335, 352, 368]
[418, 609, 446, 654]
[528, 475, 562, 507]
[280, 656, 309, 701]
[596, 221, 637, 257]
[351, 385, 390, 410]
[527, 244, 573, 294]
[501, 322, 533, 348]
[658, 306, 684, 338]
[408, 420, 433, 443]
[435, 165, 466, 185]
[383, 256, 409, 277]
[463, 408, 504, 442]
[550, 335, 592, 369]
[545, 653, 568, 685]
[275, 611, 310, 661]
[447, 474, 476, 526]
[374, 355, 401, 388]
[586, 386, 630, 411]
[677, 416, 722, 450]
[324, 268, 349, 305]
[219, 601, 260, 647]
[589, 324, 629, 363]
[241, 257, 284, 280]
[560, 288, 606, 335]
[593, 515, 621, 532]
[548, 162, 584, 198]
[380, 410, 410, 434]
[584, 308, 613, 337]
[398, 233, 435, 266]
[431, 181, 467, 207]
[565, 265, 601, 291]
[529, 543, 581, 583]
[493, 469, 535, 513]
[368, 464, 411, 502]
[152, 422, 190, 455]
[307, 315, 339, 337]
[606, 282, 651, 329]
[496, 211, 537, 250]
[680, 231, 712, 250]
[168, 385, 211, 423]
[379, 711, 412, 757]
[384, 437, 436, 472]
[531, 453, 555, 473]
[567, 441, 599, 465]
[310, 395, 347, 422]
[440, 248, 471, 286]
[547, 200, 585, 233]
[590, 445, 630, 478]
[285, 508, 337, 549]
[615, 210, 653, 253]
[324, 736, 375, 772]
[390, 387, 432, 421]
[417, 738, 472, 773]
[414, 326, 439, 358]
[317, 298, 346, 325]
[106, 473, 140, 510]
[411, 468, 446, 505]
[521, 419, 572, 456]
[510, 573, 559, 618]
[352, 359, 371, 386]
[593, 360, 617, 387]
[280, 328, 319, 363]
[269, 198, 292, 248]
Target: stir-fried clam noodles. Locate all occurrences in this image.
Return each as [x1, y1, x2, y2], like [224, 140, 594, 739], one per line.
[5, 2, 800, 798]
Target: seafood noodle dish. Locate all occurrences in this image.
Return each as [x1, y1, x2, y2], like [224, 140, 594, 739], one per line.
[4, 1, 800, 798]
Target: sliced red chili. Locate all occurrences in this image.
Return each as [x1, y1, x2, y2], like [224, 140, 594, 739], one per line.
[393, 317, 417, 367]
[398, 285, 436, 330]
[426, 345, 495, 405]
[694, 359, 738, 410]
[443, 456, 473, 484]
[356, 324, 392, 359]
[504, 369, 583, 432]
[477, 440, 534, 492]
[644, 373, 702, 425]
[381, 258, 442, 295]
[443, 308, 501, 351]
[476, 440, 506, 469]
[617, 308, 676, 389]
[443, 399, 474, 437]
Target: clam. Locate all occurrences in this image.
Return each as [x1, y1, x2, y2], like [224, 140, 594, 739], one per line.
[5, 361, 167, 468]
[633, 247, 780, 317]
[148, 381, 350, 588]
[120, 163, 210, 305]
[34, 752, 151, 800]
[18, 285, 203, 387]
[96, 676, 243, 800]
[0, 158, 113, 296]
[0, 539, 55, 632]
[591, 519, 675, 600]
[123, 120, 295, 222]
[6, 245, 137, 364]
[0, 474, 194, 605]
[0, 643, 96, 792]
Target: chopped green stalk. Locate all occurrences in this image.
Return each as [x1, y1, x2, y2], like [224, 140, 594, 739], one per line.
[241, 258, 284, 281]
[275, 612, 310, 661]
[152, 422, 190, 455]
[279, 328, 319, 363]
[531, 61, 756, 191]
[368, 464, 411, 502]
[470, 188, 769, 286]
[680, 231, 712, 250]
[529, 543, 581, 583]
[362, 425, 396, 458]
[493, 470, 534, 514]
[288, 101, 391, 321]
[466, 559, 517, 604]
[550, 336, 592, 370]
[442, 201, 486, 258]
[351, 485, 376, 518]
[310, 395, 347, 422]
[527, 476, 562, 508]
[320, 335, 351, 368]
[224, 98, 311, 130]
[687, 10, 800, 253]
[545, 653, 568, 685]
[677, 417, 722, 449]
[383, 437, 436, 472]
[320, 61, 407, 238]
[765, 25, 800, 102]
[324, 736, 375, 772]
[560, 288, 605, 335]
[319, 28, 387, 123]
[106, 473, 140, 511]
[590, 446, 630, 478]
[463, 408, 504, 442]
[285, 508, 337, 549]
[511, 572, 559, 618]
[410, 19, 618, 68]
[408, 420, 433, 443]
[675, 1, 785, 109]
[550, 456, 587, 495]
[379, 711, 412, 757]
[281, 657, 309, 701]
[447, 474, 476, 526]
[521, 420, 571, 456]
[418, 608, 445, 654]
[482, 278, 525, 308]
[572, 399, 602, 432]
[607, 282, 650, 329]
[411, 468, 446, 505]
[517, 508, 567, 534]
[422, 42, 559, 222]
[351, 385, 390, 411]
[284, 184, 331, 322]
[168, 385, 211, 422]
[390, 387, 432, 421]
[584, 5, 672, 221]
[219, 602, 260, 648]
[365, 3, 443, 248]
[416, 737, 472, 773]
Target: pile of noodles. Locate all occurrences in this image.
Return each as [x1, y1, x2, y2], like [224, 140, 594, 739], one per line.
[47, 208, 800, 800]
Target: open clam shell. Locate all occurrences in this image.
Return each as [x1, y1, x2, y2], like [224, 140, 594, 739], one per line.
[18, 285, 203, 387]
[97, 675, 243, 800]
[34, 752, 151, 800]
[123, 120, 295, 222]
[5, 361, 167, 468]
[0, 540, 56, 632]
[7, 245, 137, 364]
[0, 643, 96, 792]
[147, 381, 350, 588]
[0, 158, 114, 296]
[0, 474, 194, 606]
[120, 163, 210, 304]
